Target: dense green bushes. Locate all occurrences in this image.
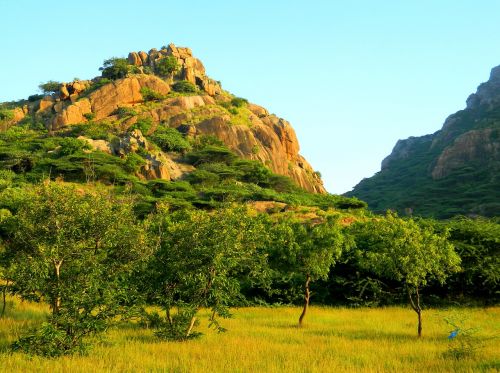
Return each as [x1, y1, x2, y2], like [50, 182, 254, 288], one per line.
[172, 80, 197, 93]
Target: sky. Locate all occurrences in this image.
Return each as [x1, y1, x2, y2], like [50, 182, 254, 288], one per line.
[1, 0, 500, 194]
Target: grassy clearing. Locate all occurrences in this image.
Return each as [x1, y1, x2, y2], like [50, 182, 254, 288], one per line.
[0, 297, 498, 372]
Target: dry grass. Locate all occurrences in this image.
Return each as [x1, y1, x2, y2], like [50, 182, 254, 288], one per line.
[0, 297, 498, 372]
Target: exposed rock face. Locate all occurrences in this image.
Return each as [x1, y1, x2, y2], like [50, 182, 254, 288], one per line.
[432, 128, 500, 179]
[128, 43, 222, 97]
[349, 64, 500, 217]
[50, 75, 170, 129]
[20, 43, 325, 194]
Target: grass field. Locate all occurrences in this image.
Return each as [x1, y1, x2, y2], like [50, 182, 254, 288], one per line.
[0, 296, 498, 372]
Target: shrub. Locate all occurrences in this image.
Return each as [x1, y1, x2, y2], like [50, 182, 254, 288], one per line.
[39, 81, 61, 94]
[52, 138, 91, 156]
[140, 87, 166, 101]
[0, 109, 14, 121]
[124, 153, 146, 173]
[129, 118, 153, 134]
[150, 127, 191, 153]
[172, 80, 197, 93]
[156, 56, 179, 77]
[231, 97, 248, 107]
[83, 113, 95, 121]
[28, 94, 44, 102]
[114, 107, 138, 118]
[100, 58, 132, 80]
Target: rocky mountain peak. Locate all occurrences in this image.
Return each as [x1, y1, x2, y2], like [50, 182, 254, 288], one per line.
[466, 64, 500, 110]
[5, 42, 325, 194]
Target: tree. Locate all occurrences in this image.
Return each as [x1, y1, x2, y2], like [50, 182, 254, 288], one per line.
[443, 217, 500, 302]
[268, 215, 344, 326]
[351, 212, 461, 337]
[172, 80, 197, 93]
[144, 205, 268, 340]
[155, 56, 179, 77]
[99, 58, 133, 80]
[5, 182, 147, 356]
[39, 80, 61, 94]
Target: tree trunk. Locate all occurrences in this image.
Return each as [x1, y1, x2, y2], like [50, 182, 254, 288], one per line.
[408, 286, 422, 337]
[53, 260, 63, 315]
[1, 280, 9, 318]
[298, 274, 311, 327]
[185, 316, 197, 337]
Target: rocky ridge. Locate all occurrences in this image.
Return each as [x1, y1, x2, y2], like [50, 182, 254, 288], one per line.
[7, 43, 325, 193]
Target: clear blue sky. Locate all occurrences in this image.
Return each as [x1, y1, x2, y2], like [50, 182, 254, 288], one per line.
[1, 0, 500, 193]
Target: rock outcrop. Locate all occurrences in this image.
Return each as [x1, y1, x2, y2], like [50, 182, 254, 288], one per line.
[17, 43, 325, 194]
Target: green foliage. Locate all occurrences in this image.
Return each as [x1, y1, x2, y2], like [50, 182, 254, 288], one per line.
[149, 126, 191, 153]
[155, 56, 180, 77]
[443, 311, 483, 360]
[4, 182, 147, 355]
[443, 217, 500, 302]
[83, 112, 95, 121]
[143, 206, 269, 339]
[55, 137, 92, 156]
[230, 97, 248, 108]
[350, 212, 461, 335]
[172, 80, 197, 93]
[114, 107, 138, 118]
[140, 87, 166, 102]
[28, 94, 44, 102]
[124, 153, 146, 173]
[38, 80, 61, 93]
[100, 58, 134, 80]
[0, 109, 14, 121]
[129, 117, 153, 134]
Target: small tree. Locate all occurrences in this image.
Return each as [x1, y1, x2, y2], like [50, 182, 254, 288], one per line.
[144, 206, 268, 340]
[39, 80, 61, 94]
[155, 56, 179, 77]
[268, 215, 344, 326]
[5, 182, 147, 355]
[100, 58, 132, 80]
[351, 212, 461, 337]
[172, 80, 197, 93]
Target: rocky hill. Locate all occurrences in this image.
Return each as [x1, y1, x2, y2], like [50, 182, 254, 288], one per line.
[347, 65, 500, 218]
[1, 43, 324, 194]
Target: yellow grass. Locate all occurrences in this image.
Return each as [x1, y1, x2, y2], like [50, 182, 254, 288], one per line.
[0, 297, 498, 372]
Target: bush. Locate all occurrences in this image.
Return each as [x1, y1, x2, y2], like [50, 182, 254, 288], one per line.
[124, 153, 146, 173]
[140, 87, 166, 101]
[172, 80, 197, 93]
[231, 97, 248, 108]
[129, 118, 153, 134]
[150, 127, 191, 153]
[0, 109, 14, 121]
[100, 58, 132, 80]
[39, 81, 61, 94]
[156, 56, 179, 77]
[28, 94, 44, 102]
[114, 107, 138, 118]
[56, 138, 91, 156]
[83, 113, 95, 121]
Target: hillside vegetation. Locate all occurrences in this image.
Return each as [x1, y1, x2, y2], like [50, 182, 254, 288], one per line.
[348, 66, 500, 218]
[0, 43, 498, 364]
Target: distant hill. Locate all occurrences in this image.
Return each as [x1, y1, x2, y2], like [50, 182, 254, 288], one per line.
[347, 66, 500, 218]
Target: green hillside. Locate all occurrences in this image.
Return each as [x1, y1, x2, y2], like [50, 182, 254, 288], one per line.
[347, 66, 500, 218]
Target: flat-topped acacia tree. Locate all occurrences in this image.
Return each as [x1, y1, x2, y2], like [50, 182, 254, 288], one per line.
[351, 212, 461, 337]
